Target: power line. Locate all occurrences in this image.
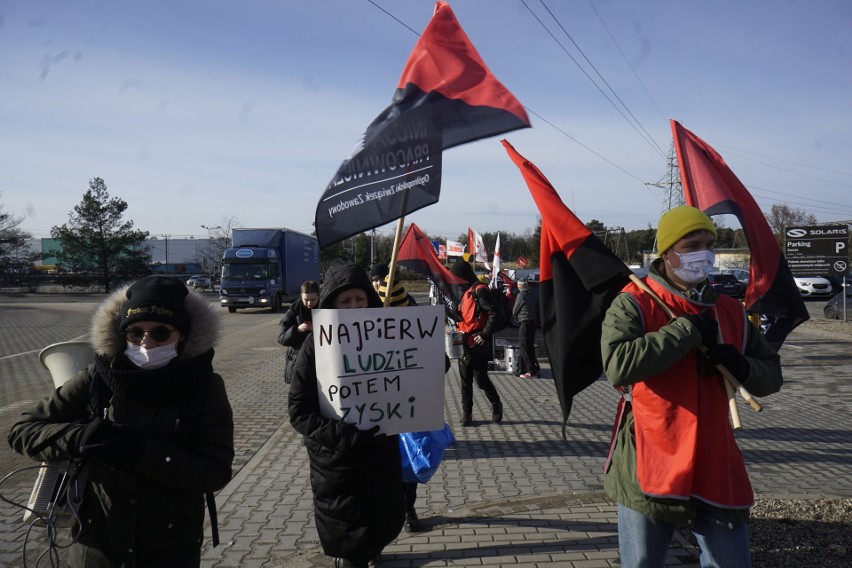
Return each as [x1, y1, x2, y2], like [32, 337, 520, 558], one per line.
[586, 0, 667, 124]
[520, 0, 666, 160]
[720, 148, 852, 189]
[715, 143, 852, 178]
[522, 108, 647, 184]
[747, 185, 852, 214]
[536, 0, 667, 158]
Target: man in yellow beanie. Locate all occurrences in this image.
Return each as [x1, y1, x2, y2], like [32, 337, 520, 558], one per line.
[600, 206, 783, 567]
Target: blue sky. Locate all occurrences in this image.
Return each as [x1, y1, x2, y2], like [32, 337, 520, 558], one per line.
[2, 0, 851, 243]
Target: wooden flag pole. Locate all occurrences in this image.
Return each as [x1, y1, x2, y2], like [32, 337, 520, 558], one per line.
[385, 216, 406, 308]
[628, 274, 762, 429]
[384, 188, 412, 308]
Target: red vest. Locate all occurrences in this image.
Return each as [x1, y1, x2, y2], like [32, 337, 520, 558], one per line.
[457, 284, 488, 346]
[623, 277, 753, 508]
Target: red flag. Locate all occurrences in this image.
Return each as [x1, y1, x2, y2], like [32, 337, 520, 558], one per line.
[398, 2, 529, 149]
[397, 223, 469, 317]
[671, 120, 808, 348]
[517, 255, 528, 267]
[502, 140, 632, 431]
[315, 2, 530, 248]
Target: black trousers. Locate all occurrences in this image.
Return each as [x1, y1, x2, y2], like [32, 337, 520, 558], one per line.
[519, 320, 539, 374]
[458, 343, 501, 412]
[402, 480, 417, 513]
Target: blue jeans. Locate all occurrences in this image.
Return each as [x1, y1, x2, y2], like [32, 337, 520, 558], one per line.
[617, 504, 751, 567]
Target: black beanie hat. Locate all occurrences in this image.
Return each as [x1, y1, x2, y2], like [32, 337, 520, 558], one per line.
[370, 262, 390, 280]
[120, 276, 190, 335]
[450, 260, 477, 284]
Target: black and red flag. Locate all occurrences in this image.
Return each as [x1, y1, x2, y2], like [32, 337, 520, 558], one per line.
[397, 222, 469, 318]
[671, 120, 808, 349]
[315, 1, 530, 248]
[502, 140, 632, 433]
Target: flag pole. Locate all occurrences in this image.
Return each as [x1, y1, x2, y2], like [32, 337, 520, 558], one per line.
[628, 274, 762, 428]
[385, 188, 412, 308]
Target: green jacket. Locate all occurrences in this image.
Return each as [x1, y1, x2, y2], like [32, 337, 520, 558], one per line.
[600, 260, 782, 526]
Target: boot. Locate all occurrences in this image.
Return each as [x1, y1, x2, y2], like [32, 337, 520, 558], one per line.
[491, 401, 503, 424]
[404, 510, 424, 532]
[461, 409, 472, 427]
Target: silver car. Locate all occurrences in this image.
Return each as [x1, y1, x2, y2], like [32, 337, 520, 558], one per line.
[793, 276, 833, 297]
[186, 275, 212, 290]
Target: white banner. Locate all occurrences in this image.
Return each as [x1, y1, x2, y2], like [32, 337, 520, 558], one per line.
[312, 305, 446, 435]
[491, 233, 501, 287]
[446, 240, 466, 257]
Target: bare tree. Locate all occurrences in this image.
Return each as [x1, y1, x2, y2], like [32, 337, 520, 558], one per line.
[0, 194, 42, 271]
[766, 204, 818, 246]
[200, 215, 240, 278]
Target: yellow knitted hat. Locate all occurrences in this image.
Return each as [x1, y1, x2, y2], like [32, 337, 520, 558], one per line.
[656, 206, 716, 253]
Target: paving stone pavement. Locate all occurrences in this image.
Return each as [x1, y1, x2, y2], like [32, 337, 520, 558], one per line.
[1, 295, 850, 567]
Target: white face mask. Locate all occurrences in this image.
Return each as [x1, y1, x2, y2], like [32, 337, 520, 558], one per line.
[667, 249, 715, 284]
[124, 342, 179, 369]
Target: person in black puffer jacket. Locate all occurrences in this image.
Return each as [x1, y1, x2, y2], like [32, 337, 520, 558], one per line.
[8, 275, 235, 568]
[278, 280, 320, 383]
[289, 264, 404, 568]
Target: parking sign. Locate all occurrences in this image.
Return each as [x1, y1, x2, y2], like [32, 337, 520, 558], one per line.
[784, 225, 849, 276]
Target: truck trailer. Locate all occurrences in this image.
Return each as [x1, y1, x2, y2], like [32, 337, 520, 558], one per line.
[219, 228, 320, 313]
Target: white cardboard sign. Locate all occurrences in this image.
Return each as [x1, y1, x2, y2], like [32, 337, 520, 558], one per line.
[312, 305, 446, 435]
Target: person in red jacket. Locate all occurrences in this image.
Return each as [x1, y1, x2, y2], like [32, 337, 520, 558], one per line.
[601, 206, 783, 567]
[450, 260, 503, 426]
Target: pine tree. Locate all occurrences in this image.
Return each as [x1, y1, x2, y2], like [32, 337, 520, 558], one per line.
[51, 178, 150, 292]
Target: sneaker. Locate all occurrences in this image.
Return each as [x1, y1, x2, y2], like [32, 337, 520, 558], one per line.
[520, 372, 539, 379]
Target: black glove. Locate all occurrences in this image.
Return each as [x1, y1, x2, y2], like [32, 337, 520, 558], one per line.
[681, 310, 718, 348]
[77, 418, 144, 469]
[339, 423, 384, 450]
[354, 425, 383, 447]
[705, 344, 750, 383]
[336, 421, 358, 447]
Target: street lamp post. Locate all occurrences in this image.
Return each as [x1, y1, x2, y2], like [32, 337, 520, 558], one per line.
[161, 235, 171, 271]
[201, 225, 222, 281]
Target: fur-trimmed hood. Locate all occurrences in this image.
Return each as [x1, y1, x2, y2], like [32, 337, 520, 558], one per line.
[91, 283, 221, 359]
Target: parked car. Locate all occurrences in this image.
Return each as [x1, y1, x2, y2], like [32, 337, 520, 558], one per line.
[707, 273, 745, 299]
[823, 289, 852, 320]
[823, 274, 852, 291]
[510, 268, 540, 282]
[186, 274, 212, 290]
[793, 276, 833, 298]
[723, 268, 749, 285]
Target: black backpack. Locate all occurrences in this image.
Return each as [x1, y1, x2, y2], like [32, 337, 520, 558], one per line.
[472, 283, 508, 333]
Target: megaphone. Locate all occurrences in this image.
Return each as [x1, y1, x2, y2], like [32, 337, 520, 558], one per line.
[38, 341, 95, 389]
[24, 341, 95, 526]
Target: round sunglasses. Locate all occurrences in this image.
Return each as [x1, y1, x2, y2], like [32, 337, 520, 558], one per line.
[124, 325, 177, 344]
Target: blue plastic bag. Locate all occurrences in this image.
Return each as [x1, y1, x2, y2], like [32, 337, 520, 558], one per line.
[399, 423, 456, 484]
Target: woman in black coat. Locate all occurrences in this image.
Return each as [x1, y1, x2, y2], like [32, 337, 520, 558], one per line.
[278, 280, 320, 383]
[8, 276, 234, 568]
[288, 264, 404, 568]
